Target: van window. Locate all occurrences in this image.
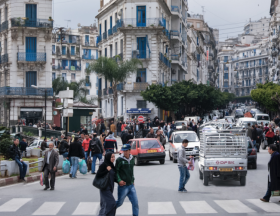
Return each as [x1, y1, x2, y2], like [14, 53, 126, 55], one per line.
[257, 115, 270, 121]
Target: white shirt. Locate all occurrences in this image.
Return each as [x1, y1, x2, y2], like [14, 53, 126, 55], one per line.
[47, 150, 53, 164]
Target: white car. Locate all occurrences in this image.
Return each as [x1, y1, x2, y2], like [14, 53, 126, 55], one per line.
[174, 121, 188, 130]
[236, 117, 257, 128]
[254, 113, 270, 126]
[168, 131, 200, 163]
[224, 116, 235, 123]
[28, 140, 53, 149]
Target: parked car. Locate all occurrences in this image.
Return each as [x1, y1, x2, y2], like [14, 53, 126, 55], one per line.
[168, 131, 200, 163]
[247, 138, 257, 169]
[119, 138, 166, 165]
[28, 140, 53, 149]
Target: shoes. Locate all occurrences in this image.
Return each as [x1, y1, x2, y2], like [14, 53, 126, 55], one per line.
[92, 172, 96, 175]
[50, 188, 55, 191]
[69, 174, 72, 178]
[260, 198, 269, 202]
[44, 187, 50, 190]
[182, 189, 188, 193]
[178, 190, 183, 192]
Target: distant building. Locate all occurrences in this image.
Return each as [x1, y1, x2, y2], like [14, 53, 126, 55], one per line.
[243, 17, 270, 37]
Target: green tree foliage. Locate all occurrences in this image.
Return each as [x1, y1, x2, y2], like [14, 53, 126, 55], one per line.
[0, 127, 13, 159]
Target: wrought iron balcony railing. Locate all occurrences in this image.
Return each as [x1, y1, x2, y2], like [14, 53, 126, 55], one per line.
[52, 65, 61, 70]
[103, 32, 107, 40]
[117, 83, 123, 91]
[159, 52, 171, 68]
[17, 53, 46, 62]
[0, 54, 8, 64]
[116, 18, 167, 28]
[171, 54, 179, 61]
[108, 29, 113, 36]
[131, 49, 151, 59]
[0, 87, 53, 96]
[0, 20, 8, 32]
[82, 55, 96, 60]
[171, 6, 180, 13]
[11, 18, 53, 28]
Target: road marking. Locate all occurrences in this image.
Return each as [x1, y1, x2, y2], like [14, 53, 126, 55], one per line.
[247, 199, 280, 212]
[33, 202, 65, 215]
[0, 183, 24, 190]
[72, 202, 99, 215]
[214, 200, 255, 213]
[116, 202, 132, 215]
[180, 201, 217, 214]
[0, 198, 32, 212]
[148, 202, 176, 215]
[24, 175, 68, 186]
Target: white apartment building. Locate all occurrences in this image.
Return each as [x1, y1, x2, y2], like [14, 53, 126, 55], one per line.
[244, 17, 270, 37]
[0, 0, 53, 126]
[96, 0, 188, 121]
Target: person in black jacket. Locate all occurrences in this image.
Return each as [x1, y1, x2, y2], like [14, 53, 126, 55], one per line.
[260, 144, 280, 202]
[59, 137, 69, 158]
[252, 125, 258, 147]
[67, 137, 85, 178]
[117, 121, 122, 137]
[274, 130, 280, 153]
[41, 138, 48, 151]
[19, 139, 28, 154]
[97, 152, 117, 216]
[88, 133, 104, 174]
[10, 139, 27, 181]
[124, 130, 134, 144]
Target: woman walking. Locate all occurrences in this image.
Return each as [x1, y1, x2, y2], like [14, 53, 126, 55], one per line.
[265, 128, 275, 146]
[97, 152, 116, 216]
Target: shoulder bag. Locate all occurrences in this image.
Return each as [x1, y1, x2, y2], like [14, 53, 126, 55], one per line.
[92, 172, 110, 190]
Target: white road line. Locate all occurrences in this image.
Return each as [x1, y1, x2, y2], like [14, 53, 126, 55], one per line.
[148, 202, 177, 215]
[0, 198, 32, 212]
[247, 199, 280, 212]
[72, 202, 99, 215]
[180, 201, 217, 214]
[32, 202, 65, 215]
[24, 175, 68, 186]
[214, 200, 256, 213]
[116, 202, 133, 215]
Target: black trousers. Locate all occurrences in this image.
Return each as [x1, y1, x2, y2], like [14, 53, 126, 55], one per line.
[44, 165, 56, 188]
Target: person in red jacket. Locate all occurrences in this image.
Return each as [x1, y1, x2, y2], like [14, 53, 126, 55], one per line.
[265, 128, 275, 146]
[82, 134, 91, 163]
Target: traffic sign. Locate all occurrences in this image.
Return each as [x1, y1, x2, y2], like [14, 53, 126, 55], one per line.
[138, 115, 144, 123]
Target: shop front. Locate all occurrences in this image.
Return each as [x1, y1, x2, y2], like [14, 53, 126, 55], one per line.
[126, 108, 153, 122]
[20, 108, 43, 125]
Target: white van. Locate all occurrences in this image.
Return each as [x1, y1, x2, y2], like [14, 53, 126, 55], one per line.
[236, 117, 257, 128]
[254, 114, 270, 125]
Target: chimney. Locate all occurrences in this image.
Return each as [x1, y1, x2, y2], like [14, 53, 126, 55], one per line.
[100, 0, 103, 8]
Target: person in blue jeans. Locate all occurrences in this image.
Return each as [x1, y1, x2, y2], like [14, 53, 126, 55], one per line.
[177, 139, 193, 192]
[87, 133, 104, 174]
[9, 139, 27, 181]
[116, 144, 139, 216]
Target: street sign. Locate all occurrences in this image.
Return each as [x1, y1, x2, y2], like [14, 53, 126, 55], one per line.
[64, 99, 73, 108]
[63, 108, 73, 117]
[58, 88, 74, 99]
[138, 115, 144, 123]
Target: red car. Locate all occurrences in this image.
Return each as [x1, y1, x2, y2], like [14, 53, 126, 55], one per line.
[119, 138, 166, 165]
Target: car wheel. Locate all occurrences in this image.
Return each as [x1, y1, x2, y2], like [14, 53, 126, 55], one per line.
[203, 172, 209, 186]
[240, 176, 246, 186]
[169, 151, 173, 160]
[199, 169, 203, 180]
[134, 156, 140, 166]
[173, 156, 177, 163]
[159, 159, 165, 164]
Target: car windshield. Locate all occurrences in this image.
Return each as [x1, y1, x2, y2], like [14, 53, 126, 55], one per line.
[175, 122, 185, 126]
[141, 140, 161, 149]
[257, 116, 270, 121]
[236, 110, 243, 114]
[174, 133, 199, 143]
[242, 121, 257, 127]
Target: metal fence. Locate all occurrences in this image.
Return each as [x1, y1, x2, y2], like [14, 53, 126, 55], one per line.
[0, 87, 53, 96]
[22, 126, 39, 136]
[17, 52, 46, 62]
[11, 18, 53, 28]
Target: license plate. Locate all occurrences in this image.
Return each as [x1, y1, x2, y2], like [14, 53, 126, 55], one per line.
[147, 150, 157, 153]
[185, 151, 193, 155]
[219, 168, 233, 172]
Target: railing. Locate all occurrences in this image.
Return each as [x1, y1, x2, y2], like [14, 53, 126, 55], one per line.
[108, 29, 113, 36]
[62, 65, 81, 71]
[171, 6, 180, 13]
[85, 82, 91, 87]
[11, 18, 53, 28]
[97, 35, 102, 43]
[0, 87, 53, 96]
[262, 62, 268, 66]
[0, 20, 8, 32]
[117, 83, 123, 91]
[112, 25, 117, 34]
[163, 29, 170, 39]
[0, 54, 8, 64]
[117, 18, 166, 28]
[98, 90, 102, 97]
[103, 32, 107, 40]
[259, 73, 262, 76]
[170, 30, 180, 37]
[103, 88, 108, 95]
[52, 65, 61, 70]
[109, 88, 113, 94]
[125, 82, 149, 91]
[131, 49, 150, 59]
[82, 55, 96, 60]
[171, 54, 179, 61]
[22, 126, 39, 136]
[159, 52, 171, 68]
[224, 67, 229, 71]
[17, 52, 46, 62]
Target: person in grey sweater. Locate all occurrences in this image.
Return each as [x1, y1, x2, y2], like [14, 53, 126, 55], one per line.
[178, 139, 193, 192]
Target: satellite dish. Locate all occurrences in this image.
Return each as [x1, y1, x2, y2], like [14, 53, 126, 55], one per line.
[78, 23, 81, 27]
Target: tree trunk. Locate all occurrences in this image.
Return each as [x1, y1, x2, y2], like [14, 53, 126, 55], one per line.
[113, 83, 118, 126]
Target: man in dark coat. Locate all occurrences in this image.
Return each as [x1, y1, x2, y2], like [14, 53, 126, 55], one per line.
[252, 125, 258, 147]
[41, 138, 48, 151]
[121, 130, 129, 145]
[117, 121, 122, 137]
[10, 139, 27, 181]
[260, 144, 280, 202]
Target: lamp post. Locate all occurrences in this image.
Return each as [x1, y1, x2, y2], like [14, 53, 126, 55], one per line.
[31, 85, 47, 139]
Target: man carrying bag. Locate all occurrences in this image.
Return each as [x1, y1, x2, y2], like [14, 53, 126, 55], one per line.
[87, 133, 104, 174]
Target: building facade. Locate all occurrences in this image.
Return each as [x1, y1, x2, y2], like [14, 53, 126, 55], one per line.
[0, 0, 53, 126]
[244, 17, 270, 37]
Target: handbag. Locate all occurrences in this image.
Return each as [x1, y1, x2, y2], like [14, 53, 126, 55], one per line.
[92, 172, 110, 190]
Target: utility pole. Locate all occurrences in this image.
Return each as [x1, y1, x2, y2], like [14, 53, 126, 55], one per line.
[201, 6, 205, 19]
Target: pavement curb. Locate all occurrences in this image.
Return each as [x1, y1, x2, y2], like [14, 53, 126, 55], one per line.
[0, 169, 64, 187]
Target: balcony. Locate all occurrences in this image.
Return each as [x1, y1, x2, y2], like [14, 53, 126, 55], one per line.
[62, 65, 81, 71]
[98, 90, 102, 97]
[85, 82, 91, 87]
[103, 32, 107, 40]
[132, 49, 150, 59]
[171, 6, 180, 13]
[0, 87, 53, 96]
[17, 53, 46, 62]
[52, 65, 61, 70]
[159, 52, 171, 68]
[170, 30, 180, 38]
[117, 83, 123, 91]
[108, 29, 113, 36]
[125, 82, 149, 91]
[0, 54, 8, 64]
[171, 54, 179, 61]
[0, 20, 8, 32]
[11, 18, 53, 28]
[82, 55, 96, 60]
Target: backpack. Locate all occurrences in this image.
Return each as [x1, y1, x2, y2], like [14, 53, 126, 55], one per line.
[90, 138, 101, 154]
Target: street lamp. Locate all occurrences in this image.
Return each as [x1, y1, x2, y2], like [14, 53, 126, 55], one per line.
[31, 85, 47, 140]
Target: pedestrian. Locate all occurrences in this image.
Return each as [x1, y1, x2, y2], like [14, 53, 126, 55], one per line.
[41, 138, 48, 151]
[178, 139, 194, 192]
[59, 137, 69, 158]
[100, 131, 106, 145]
[121, 130, 129, 144]
[117, 121, 122, 137]
[274, 130, 280, 153]
[97, 152, 117, 216]
[110, 121, 116, 137]
[121, 122, 127, 132]
[260, 144, 280, 202]
[88, 133, 104, 174]
[116, 144, 139, 216]
[101, 121, 106, 134]
[9, 139, 27, 182]
[156, 130, 166, 149]
[50, 137, 54, 142]
[96, 122, 101, 135]
[54, 138, 60, 148]
[104, 131, 118, 153]
[182, 123, 187, 131]
[146, 128, 155, 138]
[188, 118, 193, 127]
[42, 142, 59, 190]
[252, 125, 258, 147]
[256, 126, 263, 152]
[275, 116, 280, 126]
[247, 123, 253, 139]
[124, 130, 134, 144]
[192, 122, 197, 133]
[82, 134, 91, 162]
[19, 139, 28, 155]
[159, 120, 165, 128]
[147, 120, 152, 129]
[265, 128, 275, 146]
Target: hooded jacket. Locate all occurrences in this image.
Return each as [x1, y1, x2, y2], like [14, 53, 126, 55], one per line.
[115, 154, 135, 185]
[104, 134, 118, 150]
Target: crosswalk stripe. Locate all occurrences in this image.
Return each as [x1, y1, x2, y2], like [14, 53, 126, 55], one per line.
[72, 202, 99, 215]
[214, 200, 256, 213]
[180, 201, 217, 214]
[148, 202, 176, 215]
[247, 199, 280, 212]
[0, 198, 32, 212]
[116, 202, 133, 215]
[33, 202, 65, 215]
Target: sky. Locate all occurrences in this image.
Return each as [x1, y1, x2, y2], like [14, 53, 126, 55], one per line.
[53, 0, 271, 41]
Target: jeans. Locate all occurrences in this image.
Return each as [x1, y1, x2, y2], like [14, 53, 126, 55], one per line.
[106, 149, 114, 154]
[263, 182, 271, 201]
[70, 157, 79, 178]
[117, 132, 121, 137]
[91, 153, 102, 173]
[14, 157, 27, 179]
[61, 152, 68, 158]
[178, 166, 190, 191]
[253, 140, 256, 146]
[116, 184, 139, 216]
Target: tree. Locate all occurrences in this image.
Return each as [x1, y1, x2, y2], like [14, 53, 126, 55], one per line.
[88, 56, 142, 123]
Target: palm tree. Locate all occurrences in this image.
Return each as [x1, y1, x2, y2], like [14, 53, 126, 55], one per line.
[88, 56, 142, 123]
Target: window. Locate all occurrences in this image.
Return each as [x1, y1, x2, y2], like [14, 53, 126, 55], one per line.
[115, 13, 117, 24]
[62, 73, 66, 81]
[52, 58, 55, 64]
[110, 45, 112, 58]
[105, 48, 107, 57]
[71, 46, 75, 55]
[131, 141, 136, 149]
[136, 69, 146, 82]
[26, 4, 36, 27]
[224, 56, 228, 62]
[62, 46, 66, 55]
[52, 45, 55, 55]
[110, 16, 112, 29]
[137, 37, 146, 58]
[137, 100, 147, 108]
[71, 73, 76, 81]
[26, 37, 37, 61]
[26, 71, 37, 87]
[85, 35, 89, 45]
[52, 73, 56, 81]
[86, 90, 90, 95]
[62, 60, 68, 69]
[137, 6, 146, 27]
[115, 42, 118, 55]
[224, 73, 228, 79]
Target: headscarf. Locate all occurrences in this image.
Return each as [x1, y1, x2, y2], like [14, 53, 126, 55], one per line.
[104, 152, 116, 171]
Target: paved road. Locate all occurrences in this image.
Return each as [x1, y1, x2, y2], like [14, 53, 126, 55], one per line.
[0, 146, 279, 216]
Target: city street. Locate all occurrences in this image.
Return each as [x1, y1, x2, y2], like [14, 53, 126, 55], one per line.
[0, 147, 279, 216]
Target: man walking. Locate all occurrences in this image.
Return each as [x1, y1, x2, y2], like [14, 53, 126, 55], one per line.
[117, 121, 122, 137]
[116, 144, 139, 216]
[82, 134, 91, 161]
[104, 131, 118, 153]
[68, 137, 85, 178]
[146, 128, 155, 138]
[42, 143, 59, 190]
[88, 133, 104, 174]
[260, 144, 280, 202]
[41, 138, 48, 151]
[178, 139, 193, 192]
[9, 139, 27, 182]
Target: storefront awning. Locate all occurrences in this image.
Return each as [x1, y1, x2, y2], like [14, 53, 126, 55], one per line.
[126, 108, 152, 114]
